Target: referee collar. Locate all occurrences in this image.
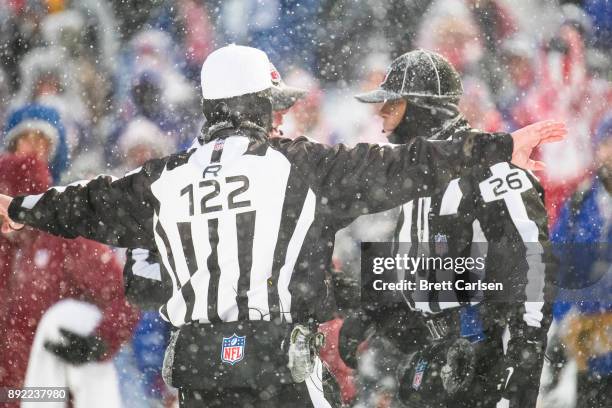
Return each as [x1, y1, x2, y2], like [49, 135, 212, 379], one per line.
[199, 121, 269, 145]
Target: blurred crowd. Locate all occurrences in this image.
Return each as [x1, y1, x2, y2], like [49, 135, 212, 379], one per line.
[0, 0, 610, 407]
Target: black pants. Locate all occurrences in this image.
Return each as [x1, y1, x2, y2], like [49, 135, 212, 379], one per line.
[179, 381, 334, 408]
[506, 364, 543, 408]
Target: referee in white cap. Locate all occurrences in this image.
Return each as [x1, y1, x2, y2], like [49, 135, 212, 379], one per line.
[0, 44, 566, 407]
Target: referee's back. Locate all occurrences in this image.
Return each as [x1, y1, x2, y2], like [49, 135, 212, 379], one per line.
[4, 44, 513, 330]
[152, 130, 320, 327]
[148, 126, 512, 327]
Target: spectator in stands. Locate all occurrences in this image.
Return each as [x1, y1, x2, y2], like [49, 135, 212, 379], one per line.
[550, 113, 612, 408]
[524, 5, 610, 222]
[0, 132, 137, 403]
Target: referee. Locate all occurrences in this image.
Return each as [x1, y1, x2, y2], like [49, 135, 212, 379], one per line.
[339, 50, 556, 408]
[0, 45, 565, 407]
[122, 62, 307, 311]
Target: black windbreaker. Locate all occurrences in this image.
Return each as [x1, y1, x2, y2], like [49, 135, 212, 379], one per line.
[9, 128, 512, 327]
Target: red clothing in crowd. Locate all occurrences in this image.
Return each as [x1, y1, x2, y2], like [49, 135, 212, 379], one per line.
[509, 25, 612, 224]
[0, 154, 138, 392]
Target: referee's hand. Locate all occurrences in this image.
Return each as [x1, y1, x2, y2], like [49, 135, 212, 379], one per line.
[510, 120, 567, 171]
[0, 193, 23, 234]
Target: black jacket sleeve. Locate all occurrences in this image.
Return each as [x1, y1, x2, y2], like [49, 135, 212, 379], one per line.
[8, 159, 166, 249]
[124, 248, 173, 310]
[271, 132, 512, 223]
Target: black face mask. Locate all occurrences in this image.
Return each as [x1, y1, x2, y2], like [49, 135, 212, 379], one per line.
[387, 98, 462, 144]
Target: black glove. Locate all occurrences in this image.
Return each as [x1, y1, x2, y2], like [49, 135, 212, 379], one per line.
[440, 338, 477, 395]
[397, 338, 476, 407]
[496, 336, 545, 400]
[44, 328, 108, 365]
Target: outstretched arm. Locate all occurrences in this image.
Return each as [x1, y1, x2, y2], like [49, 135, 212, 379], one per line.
[0, 121, 566, 236]
[273, 120, 566, 223]
[0, 160, 165, 248]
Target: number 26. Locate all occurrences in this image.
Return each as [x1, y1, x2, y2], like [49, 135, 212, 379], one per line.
[489, 171, 523, 197]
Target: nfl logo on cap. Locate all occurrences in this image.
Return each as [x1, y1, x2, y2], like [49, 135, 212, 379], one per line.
[221, 334, 246, 365]
[270, 64, 281, 85]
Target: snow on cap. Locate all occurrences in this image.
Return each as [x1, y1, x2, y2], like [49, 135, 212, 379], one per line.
[201, 44, 273, 100]
[355, 49, 462, 104]
[269, 62, 307, 111]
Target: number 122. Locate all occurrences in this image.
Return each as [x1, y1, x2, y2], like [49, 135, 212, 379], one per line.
[180, 175, 251, 216]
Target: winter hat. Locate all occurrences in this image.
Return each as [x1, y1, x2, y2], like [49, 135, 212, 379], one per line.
[117, 116, 174, 158]
[40, 10, 87, 61]
[355, 49, 465, 142]
[3, 104, 69, 182]
[354, 49, 463, 104]
[41, 10, 85, 49]
[14, 47, 70, 105]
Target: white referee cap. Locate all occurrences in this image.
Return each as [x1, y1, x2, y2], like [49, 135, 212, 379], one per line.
[201, 44, 273, 100]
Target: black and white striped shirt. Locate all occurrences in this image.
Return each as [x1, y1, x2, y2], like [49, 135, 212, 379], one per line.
[392, 130, 554, 331]
[9, 127, 512, 327]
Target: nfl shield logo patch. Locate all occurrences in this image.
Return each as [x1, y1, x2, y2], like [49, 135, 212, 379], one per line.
[213, 139, 225, 151]
[412, 359, 428, 390]
[221, 334, 246, 365]
[434, 233, 449, 257]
